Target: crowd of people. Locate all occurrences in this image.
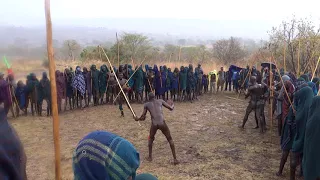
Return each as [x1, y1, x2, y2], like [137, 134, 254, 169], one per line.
[1, 62, 320, 179]
[0, 63, 254, 118]
[236, 66, 320, 180]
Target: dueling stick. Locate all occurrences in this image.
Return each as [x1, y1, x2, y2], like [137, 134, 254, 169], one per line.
[283, 41, 286, 72]
[311, 56, 320, 80]
[44, 0, 61, 179]
[100, 47, 141, 126]
[269, 57, 273, 136]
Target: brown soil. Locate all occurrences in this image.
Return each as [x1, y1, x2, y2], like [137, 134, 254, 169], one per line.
[10, 92, 301, 180]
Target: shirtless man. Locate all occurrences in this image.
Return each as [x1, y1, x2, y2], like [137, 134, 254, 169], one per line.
[134, 92, 179, 165]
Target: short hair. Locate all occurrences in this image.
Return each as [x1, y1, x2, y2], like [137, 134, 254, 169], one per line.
[148, 92, 155, 99]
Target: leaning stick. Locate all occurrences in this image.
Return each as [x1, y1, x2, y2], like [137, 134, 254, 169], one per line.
[45, 0, 61, 179]
[269, 57, 273, 132]
[100, 46, 141, 126]
[8, 85, 16, 118]
[271, 56, 295, 112]
[311, 56, 320, 81]
[113, 57, 147, 103]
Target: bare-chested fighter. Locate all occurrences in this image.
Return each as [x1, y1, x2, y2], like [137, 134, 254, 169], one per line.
[134, 92, 179, 165]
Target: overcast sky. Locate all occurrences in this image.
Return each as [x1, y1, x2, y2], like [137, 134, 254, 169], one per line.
[1, 0, 320, 39]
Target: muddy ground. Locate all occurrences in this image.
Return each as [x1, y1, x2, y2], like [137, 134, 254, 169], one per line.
[10, 92, 299, 180]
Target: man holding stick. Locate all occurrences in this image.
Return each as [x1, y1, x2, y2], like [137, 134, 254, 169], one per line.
[134, 92, 179, 165]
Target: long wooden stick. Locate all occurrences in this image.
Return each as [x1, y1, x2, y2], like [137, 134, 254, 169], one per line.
[100, 46, 141, 126]
[297, 40, 301, 76]
[116, 33, 120, 68]
[269, 57, 273, 134]
[283, 41, 286, 72]
[237, 68, 252, 98]
[311, 56, 320, 80]
[45, 0, 61, 179]
[113, 57, 147, 103]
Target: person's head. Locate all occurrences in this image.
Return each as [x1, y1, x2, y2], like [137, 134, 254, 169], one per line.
[198, 64, 201, 68]
[7, 74, 14, 81]
[42, 72, 48, 79]
[148, 92, 155, 100]
[76, 66, 81, 72]
[73, 131, 140, 180]
[83, 67, 88, 73]
[250, 76, 257, 84]
[91, 64, 96, 71]
[220, 67, 223, 71]
[17, 80, 24, 87]
[55, 70, 60, 77]
[0, 72, 4, 80]
[30, 73, 37, 80]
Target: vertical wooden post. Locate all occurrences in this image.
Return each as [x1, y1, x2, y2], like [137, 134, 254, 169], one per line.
[269, 57, 273, 136]
[116, 33, 120, 67]
[44, 0, 61, 179]
[283, 41, 286, 72]
[297, 40, 301, 76]
[178, 46, 182, 61]
[311, 56, 320, 80]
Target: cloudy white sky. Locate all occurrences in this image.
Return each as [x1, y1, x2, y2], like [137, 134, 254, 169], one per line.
[1, 0, 320, 39]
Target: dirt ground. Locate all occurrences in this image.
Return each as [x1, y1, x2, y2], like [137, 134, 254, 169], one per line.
[9, 92, 302, 180]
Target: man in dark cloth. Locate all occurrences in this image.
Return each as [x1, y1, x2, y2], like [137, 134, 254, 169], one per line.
[15, 81, 26, 117]
[239, 76, 267, 132]
[26, 73, 39, 116]
[0, 105, 27, 179]
[225, 70, 232, 91]
[38, 72, 51, 116]
[145, 65, 155, 101]
[135, 92, 179, 165]
[171, 68, 179, 101]
[64, 68, 75, 110]
[55, 70, 64, 113]
[187, 64, 196, 102]
[72, 66, 86, 109]
[303, 96, 320, 180]
[134, 66, 145, 103]
[127, 65, 135, 101]
[195, 64, 203, 96]
[5, 74, 16, 117]
[98, 65, 108, 105]
[90, 65, 100, 106]
[290, 86, 313, 180]
[202, 74, 209, 94]
[179, 66, 187, 101]
[82, 67, 91, 107]
[210, 73, 217, 94]
[0, 73, 12, 115]
[165, 67, 171, 100]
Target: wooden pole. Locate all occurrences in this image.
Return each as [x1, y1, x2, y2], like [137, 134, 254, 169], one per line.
[297, 40, 301, 76]
[311, 56, 320, 80]
[269, 57, 273, 134]
[283, 41, 286, 72]
[116, 33, 120, 68]
[178, 46, 182, 61]
[45, 0, 61, 179]
[100, 46, 141, 126]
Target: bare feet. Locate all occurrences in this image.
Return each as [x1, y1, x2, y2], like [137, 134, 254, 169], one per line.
[253, 126, 259, 129]
[238, 125, 244, 129]
[276, 172, 282, 176]
[173, 159, 180, 165]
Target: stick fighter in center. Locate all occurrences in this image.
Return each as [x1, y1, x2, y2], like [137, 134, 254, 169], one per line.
[134, 92, 179, 165]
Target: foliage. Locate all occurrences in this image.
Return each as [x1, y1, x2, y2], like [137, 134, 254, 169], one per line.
[268, 16, 320, 75]
[212, 37, 247, 65]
